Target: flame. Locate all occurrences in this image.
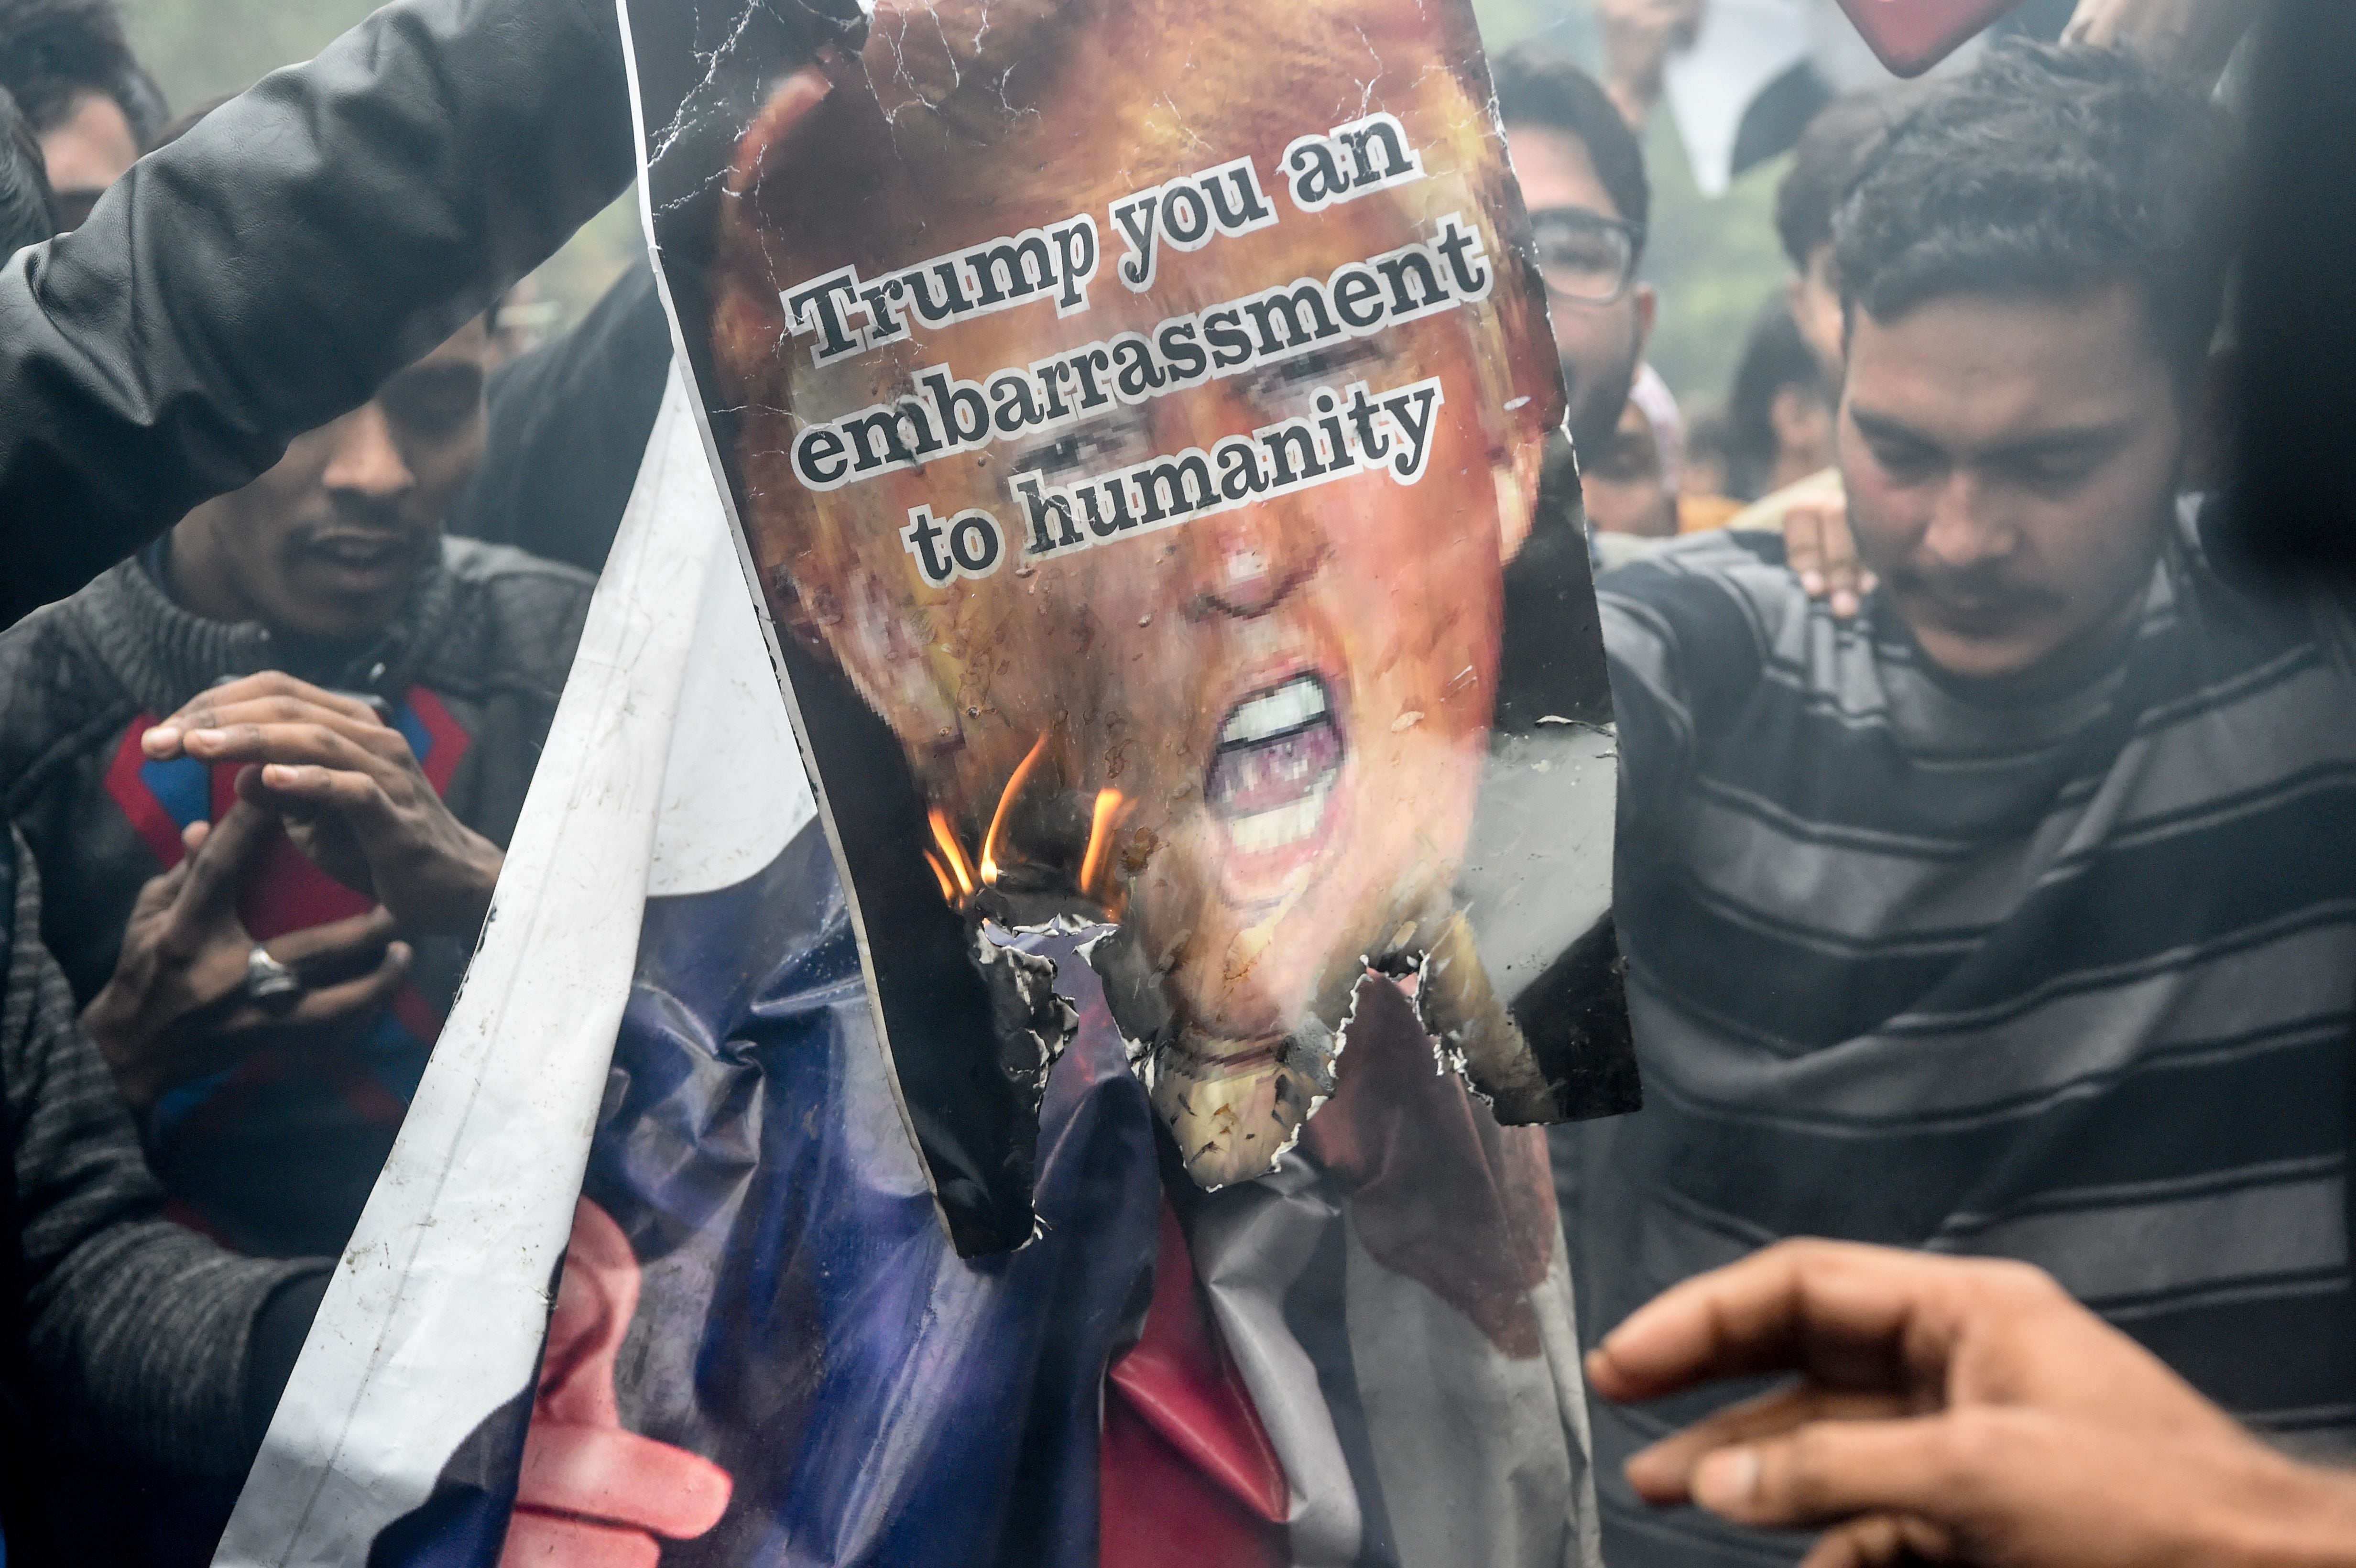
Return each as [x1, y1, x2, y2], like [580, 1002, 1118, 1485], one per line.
[927, 808, 976, 898]
[979, 731, 1052, 886]
[1080, 787, 1129, 901]
[923, 849, 958, 904]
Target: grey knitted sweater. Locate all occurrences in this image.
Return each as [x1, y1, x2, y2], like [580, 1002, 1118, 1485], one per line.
[1, 536, 594, 1259]
[1, 825, 321, 1479]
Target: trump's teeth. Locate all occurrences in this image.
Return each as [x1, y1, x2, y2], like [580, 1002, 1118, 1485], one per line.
[1220, 677, 1329, 748]
[1227, 777, 1335, 854]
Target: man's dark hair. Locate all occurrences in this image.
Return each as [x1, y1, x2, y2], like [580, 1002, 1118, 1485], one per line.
[0, 87, 58, 251]
[1773, 87, 1925, 273]
[1725, 303, 1828, 501]
[0, 0, 166, 149]
[1835, 42, 2232, 383]
[1493, 43, 1649, 248]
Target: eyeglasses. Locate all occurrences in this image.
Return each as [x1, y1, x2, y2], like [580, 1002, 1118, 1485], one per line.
[1528, 207, 1644, 305]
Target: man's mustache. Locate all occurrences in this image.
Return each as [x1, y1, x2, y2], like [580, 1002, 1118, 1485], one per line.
[299, 496, 428, 546]
[1887, 559, 2066, 617]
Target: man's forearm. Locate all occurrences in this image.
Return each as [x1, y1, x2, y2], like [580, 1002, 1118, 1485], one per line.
[0, 0, 636, 628]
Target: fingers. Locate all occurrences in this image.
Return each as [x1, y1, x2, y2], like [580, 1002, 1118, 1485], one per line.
[173, 718, 412, 781]
[130, 821, 216, 918]
[1788, 497, 1868, 620]
[1681, 1414, 1990, 1532]
[2059, 0, 2137, 48]
[761, 61, 837, 136]
[158, 801, 277, 951]
[279, 941, 412, 1028]
[144, 673, 384, 759]
[141, 942, 411, 1100]
[241, 759, 393, 825]
[729, 62, 842, 196]
[235, 750, 502, 933]
[263, 907, 401, 972]
[1585, 1239, 2065, 1404]
[126, 831, 203, 919]
[1625, 1383, 1911, 1504]
[1800, 1512, 1960, 1568]
[1587, 1238, 1897, 1401]
[1787, 499, 1826, 588]
[515, 1422, 733, 1540]
[1816, 500, 1862, 621]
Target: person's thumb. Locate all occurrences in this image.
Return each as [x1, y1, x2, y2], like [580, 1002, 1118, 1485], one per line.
[168, 797, 275, 926]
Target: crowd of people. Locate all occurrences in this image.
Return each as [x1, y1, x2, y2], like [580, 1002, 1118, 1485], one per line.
[0, 0, 2354, 1563]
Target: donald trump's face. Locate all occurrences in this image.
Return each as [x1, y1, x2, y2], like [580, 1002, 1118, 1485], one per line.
[710, 0, 1560, 1183]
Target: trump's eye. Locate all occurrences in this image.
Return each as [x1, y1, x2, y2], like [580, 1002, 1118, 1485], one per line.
[1006, 408, 1157, 483]
[1234, 340, 1390, 423]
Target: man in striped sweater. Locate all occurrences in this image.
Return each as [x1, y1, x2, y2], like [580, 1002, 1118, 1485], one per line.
[1567, 43, 2356, 1565]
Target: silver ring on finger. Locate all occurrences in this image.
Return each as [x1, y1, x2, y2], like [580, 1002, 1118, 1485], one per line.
[244, 945, 303, 1001]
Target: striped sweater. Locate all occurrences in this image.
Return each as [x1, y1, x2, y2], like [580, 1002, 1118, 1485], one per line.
[0, 828, 321, 1479]
[1565, 527, 2356, 1566]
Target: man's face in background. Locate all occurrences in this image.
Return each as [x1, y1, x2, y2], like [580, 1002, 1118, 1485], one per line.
[1503, 120, 1653, 464]
[1841, 284, 2187, 682]
[170, 321, 490, 641]
[35, 88, 135, 227]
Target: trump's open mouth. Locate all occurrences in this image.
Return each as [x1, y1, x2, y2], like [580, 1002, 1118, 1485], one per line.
[1207, 674, 1346, 892]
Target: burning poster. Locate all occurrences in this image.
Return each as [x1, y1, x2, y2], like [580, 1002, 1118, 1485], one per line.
[624, 0, 1636, 1254]
[219, 377, 1614, 1566]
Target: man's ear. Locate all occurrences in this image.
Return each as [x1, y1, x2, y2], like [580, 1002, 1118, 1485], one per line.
[1636, 281, 1658, 351]
[2182, 347, 2236, 493]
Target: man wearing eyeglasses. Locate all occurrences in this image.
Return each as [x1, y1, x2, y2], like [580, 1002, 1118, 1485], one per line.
[1494, 46, 1656, 479]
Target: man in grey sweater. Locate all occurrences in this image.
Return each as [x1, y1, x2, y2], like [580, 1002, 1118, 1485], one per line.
[0, 828, 326, 1539]
[0, 0, 637, 1554]
[0, 73, 327, 1568]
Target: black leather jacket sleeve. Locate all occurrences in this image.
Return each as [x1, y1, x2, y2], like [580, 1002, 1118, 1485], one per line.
[0, 0, 637, 629]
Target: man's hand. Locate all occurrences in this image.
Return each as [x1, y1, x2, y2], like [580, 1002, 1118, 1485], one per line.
[1587, 1240, 2356, 1568]
[1783, 492, 1875, 622]
[142, 672, 502, 934]
[81, 803, 412, 1114]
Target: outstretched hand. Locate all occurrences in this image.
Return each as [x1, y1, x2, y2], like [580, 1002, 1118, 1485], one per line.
[1588, 1240, 2356, 1568]
[142, 672, 502, 935]
[81, 803, 411, 1114]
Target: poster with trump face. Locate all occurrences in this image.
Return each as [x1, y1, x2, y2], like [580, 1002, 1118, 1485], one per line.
[623, 0, 1638, 1254]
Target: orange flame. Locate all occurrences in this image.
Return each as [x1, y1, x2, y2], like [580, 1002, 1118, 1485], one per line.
[923, 849, 958, 904]
[979, 732, 1052, 886]
[1080, 788, 1129, 901]
[927, 808, 976, 898]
